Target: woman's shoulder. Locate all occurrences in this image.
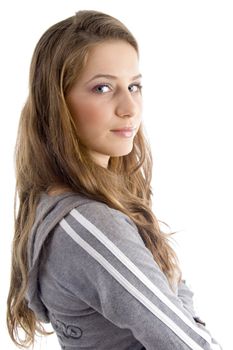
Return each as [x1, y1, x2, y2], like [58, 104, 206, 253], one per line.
[37, 188, 139, 239]
[35, 191, 144, 279]
[45, 193, 146, 276]
[32, 188, 144, 271]
[61, 195, 139, 235]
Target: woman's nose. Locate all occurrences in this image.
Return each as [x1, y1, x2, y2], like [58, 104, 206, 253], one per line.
[115, 91, 138, 118]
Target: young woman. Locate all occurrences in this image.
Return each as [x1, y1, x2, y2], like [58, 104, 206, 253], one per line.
[7, 10, 221, 350]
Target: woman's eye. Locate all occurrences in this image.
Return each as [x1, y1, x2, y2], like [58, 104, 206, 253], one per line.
[92, 83, 142, 94]
[93, 84, 111, 94]
[128, 84, 143, 93]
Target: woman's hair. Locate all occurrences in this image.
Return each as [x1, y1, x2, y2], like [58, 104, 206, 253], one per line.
[7, 10, 181, 348]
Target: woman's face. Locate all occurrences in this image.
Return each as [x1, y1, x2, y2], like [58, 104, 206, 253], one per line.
[66, 40, 142, 168]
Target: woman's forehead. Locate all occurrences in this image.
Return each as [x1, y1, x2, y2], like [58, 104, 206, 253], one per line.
[80, 40, 140, 82]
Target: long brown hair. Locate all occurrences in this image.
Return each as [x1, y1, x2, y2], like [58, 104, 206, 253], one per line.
[7, 10, 181, 348]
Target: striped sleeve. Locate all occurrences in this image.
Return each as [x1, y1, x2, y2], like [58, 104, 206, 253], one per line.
[58, 202, 221, 350]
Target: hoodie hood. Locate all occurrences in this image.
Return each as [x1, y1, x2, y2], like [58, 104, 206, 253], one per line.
[26, 191, 91, 322]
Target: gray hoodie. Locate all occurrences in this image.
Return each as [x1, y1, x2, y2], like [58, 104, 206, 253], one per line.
[26, 192, 221, 349]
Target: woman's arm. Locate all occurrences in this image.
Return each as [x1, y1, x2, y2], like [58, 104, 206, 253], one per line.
[48, 201, 221, 349]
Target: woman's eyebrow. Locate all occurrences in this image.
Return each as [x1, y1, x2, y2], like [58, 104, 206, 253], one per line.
[86, 73, 142, 84]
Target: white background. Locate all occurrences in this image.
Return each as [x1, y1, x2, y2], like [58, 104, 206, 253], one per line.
[0, 1, 232, 349]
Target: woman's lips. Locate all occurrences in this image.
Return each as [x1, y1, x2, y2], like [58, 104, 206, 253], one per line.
[110, 127, 135, 138]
